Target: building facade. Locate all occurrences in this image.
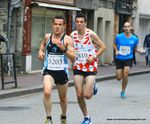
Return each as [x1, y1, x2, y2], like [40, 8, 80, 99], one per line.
[1, 0, 140, 73]
[0, 0, 80, 73]
[76, 0, 136, 64]
[131, 0, 150, 62]
[0, 0, 9, 52]
[94, 0, 115, 64]
[76, 0, 115, 65]
[133, 0, 150, 47]
[30, 0, 80, 72]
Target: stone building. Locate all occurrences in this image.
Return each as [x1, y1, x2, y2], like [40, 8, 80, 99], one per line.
[0, 0, 8, 53]
[0, 0, 139, 73]
[131, 0, 150, 63]
[133, 0, 150, 47]
[0, 0, 80, 73]
[76, 0, 115, 65]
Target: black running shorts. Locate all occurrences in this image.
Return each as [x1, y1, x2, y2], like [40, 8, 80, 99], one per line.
[115, 59, 133, 69]
[73, 69, 97, 77]
[43, 69, 68, 85]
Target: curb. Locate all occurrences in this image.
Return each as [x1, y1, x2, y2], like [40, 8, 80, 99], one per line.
[0, 86, 43, 99]
[0, 70, 150, 99]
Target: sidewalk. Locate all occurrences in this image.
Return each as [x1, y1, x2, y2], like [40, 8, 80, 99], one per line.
[0, 62, 150, 99]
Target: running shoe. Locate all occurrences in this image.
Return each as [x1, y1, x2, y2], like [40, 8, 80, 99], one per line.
[60, 115, 66, 124]
[81, 117, 92, 124]
[45, 119, 53, 124]
[93, 82, 98, 95]
[121, 91, 126, 99]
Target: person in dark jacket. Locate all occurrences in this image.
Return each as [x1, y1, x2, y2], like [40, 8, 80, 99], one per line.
[143, 32, 150, 66]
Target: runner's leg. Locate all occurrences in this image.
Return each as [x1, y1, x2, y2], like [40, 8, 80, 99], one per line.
[116, 69, 123, 81]
[122, 66, 130, 91]
[74, 75, 88, 116]
[84, 75, 96, 99]
[57, 83, 68, 116]
[43, 75, 54, 117]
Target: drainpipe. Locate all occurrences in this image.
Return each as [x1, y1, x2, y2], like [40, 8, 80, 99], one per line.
[7, 0, 11, 53]
[7, 0, 21, 53]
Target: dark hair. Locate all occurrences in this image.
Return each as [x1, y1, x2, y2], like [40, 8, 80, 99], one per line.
[123, 21, 131, 26]
[75, 13, 86, 22]
[52, 15, 66, 24]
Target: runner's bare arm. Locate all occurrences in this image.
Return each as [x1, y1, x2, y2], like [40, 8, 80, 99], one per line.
[113, 43, 119, 55]
[64, 36, 75, 62]
[90, 30, 106, 58]
[134, 46, 141, 54]
[38, 34, 50, 60]
[86, 30, 106, 64]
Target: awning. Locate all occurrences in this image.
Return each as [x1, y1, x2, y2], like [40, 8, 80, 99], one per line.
[32, 2, 81, 11]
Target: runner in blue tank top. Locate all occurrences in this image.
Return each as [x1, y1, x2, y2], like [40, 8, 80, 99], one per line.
[114, 21, 140, 99]
[38, 15, 75, 124]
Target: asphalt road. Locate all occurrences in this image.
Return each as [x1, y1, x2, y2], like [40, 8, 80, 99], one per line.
[0, 73, 150, 124]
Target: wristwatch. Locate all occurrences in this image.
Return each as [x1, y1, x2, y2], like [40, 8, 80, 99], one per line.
[93, 54, 97, 59]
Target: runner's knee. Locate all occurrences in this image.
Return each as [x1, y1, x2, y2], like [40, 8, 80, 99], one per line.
[84, 93, 92, 99]
[123, 72, 129, 78]
[116, 76, 122, 80]
[44, 90, 52, 98]
[59, 96, 67, 103]
[76, 92, 83, 98]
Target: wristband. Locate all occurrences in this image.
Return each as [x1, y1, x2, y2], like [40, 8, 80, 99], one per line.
[93, 54, 97, 59]
[63, 48, 67, 53]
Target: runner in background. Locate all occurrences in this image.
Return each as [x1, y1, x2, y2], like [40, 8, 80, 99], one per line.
[114, 22, 139, 99]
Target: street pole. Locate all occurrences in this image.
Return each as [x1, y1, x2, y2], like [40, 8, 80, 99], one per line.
[7, 0, 11, 53]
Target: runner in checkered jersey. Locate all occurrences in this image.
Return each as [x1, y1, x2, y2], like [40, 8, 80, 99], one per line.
[71, 13, 106, 124]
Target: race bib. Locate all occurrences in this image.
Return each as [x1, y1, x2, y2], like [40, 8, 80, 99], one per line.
[47, 54, 66, 70]
[119, 46, 130, 55]
[75, 43, 96, 64]
[75, 51, 89, 64]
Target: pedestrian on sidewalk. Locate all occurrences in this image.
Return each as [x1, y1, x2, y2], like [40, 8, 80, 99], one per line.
[113, 21, 139, 99]
[143, 31, 150, 66]
[38, 15, 75, 124]
[70, 13, 106, 124]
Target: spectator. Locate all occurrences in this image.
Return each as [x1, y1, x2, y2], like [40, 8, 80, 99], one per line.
[143, 31, 150, 66]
